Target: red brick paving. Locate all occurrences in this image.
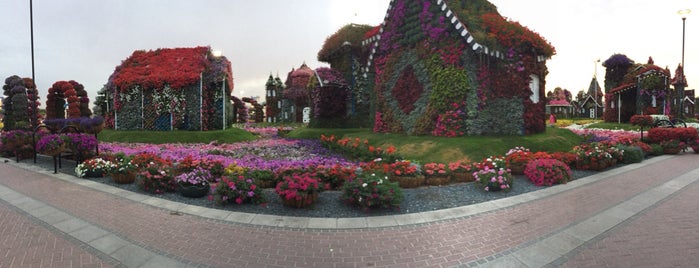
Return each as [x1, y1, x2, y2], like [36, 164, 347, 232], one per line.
[560, 174, 699, 267]
[1, 154, 698, 267]
[0, 201, 112, 268]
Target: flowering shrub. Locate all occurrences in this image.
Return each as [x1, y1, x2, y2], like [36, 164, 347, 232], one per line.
[36, 134, 67, 155]
[422, 162, 448, 176]
[137, 161, 176, 194]
[320, 134, 398, 162]
[448, 160, 475, 173]
[107, 154, 137, 175]
[275, 173, 323, 204]
[629, 114, 654, 127]
[388, 160, 421, 176]
[648, 127, 698, 143]
[64, 133, 98, 156]
[524, 159, 572, 186]
[547, 152, 578, 166]
[571, 142, 623, 170]
[473, 167, 513, 192]
[659, 139, 685, 154]
[176, 156, 225, 178]
[75, 157, 115, 178]
[175, 167, 214, 186]
[341, 173, 403, 211]
[245, 169, 277, 188]
[473, 156, 507, 171]
[211, 175, 265, 205]
[505, 147, 534, 172]
[314, 164, 357, 190]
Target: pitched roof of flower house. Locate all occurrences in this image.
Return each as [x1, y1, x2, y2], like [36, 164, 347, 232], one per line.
[110, 46, 233, 91]
[364, 0, 554, 73]
[288, 63, 314, 88]
[317, 24, 375, 62]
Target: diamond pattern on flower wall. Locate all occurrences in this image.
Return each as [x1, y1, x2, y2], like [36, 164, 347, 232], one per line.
[391, 65, 424, 114]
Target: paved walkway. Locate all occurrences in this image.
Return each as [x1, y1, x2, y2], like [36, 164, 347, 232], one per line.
[0, 153, 698, 267]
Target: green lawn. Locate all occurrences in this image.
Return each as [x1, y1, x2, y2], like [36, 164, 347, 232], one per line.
[95, 126, 585, 163]
[97, 128, 256, 144]
[287, 127, 583, 163]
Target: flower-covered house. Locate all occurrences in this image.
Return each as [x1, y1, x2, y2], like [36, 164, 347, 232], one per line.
[279, 63, 315, 123]
[104, 46, 234, 131]
[578, 76, 604, 119]
[365, 0, 555, 135]
[603, 55, 671, 123]
[264, 74, 284, 123]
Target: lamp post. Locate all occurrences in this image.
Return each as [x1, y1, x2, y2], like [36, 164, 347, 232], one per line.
[678, 9, 691, 118]
[30, 0, 35, 83]
[594, 59, 600, 118]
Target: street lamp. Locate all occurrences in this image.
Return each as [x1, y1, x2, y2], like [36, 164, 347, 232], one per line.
[678, 9, 691, 118]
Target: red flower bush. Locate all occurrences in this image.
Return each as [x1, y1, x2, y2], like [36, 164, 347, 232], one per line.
[524, 159, 572, 186]
[647, 127, 698, 143]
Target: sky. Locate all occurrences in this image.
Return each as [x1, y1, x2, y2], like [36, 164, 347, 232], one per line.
[1, 0, 697, 108]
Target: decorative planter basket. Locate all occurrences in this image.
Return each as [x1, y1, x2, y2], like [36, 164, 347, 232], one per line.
[178, 183, 210, 198]
[451, 172, 475, 183]
[425, 175, 451, 186]
[390, 175, 425, 188]
[111, 172, 136, 184]
[280, 192, 318, 208]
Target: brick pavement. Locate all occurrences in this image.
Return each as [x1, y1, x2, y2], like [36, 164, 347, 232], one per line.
[559, 173, 699, 267]
[1, 153, 698, 267]
[0, 200, 114, 268]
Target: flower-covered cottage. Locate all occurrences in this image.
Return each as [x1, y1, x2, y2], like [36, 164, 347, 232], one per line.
[602, 54, 680, 123]
[103, 46, 234, 131]
[365, 0, 555, 135]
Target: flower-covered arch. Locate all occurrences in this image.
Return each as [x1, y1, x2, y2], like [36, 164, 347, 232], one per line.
[365, 0, 554, 135]
[46, 80, 90, 120]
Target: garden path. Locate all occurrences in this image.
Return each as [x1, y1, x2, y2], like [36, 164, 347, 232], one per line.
[0, 153, 698, 267]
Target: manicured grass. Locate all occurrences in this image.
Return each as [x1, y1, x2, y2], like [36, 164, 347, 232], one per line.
[97, 128, 256, 144]
[287, 127, 583, 163]
[586, 122, 641, 131]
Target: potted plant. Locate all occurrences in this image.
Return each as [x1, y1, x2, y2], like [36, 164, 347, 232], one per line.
[448, 160, 476, 183]
[75, 157, 115, 178]
[422, 162, 450, 186]
[275, 172, 323, 208]
[473, 167, 513, 192]
[211, 175, 265, 205]
[36, 134, 67, 156]
[340, 173, 404, 211]
[108, 156, 137, 184]
[64, 133, 98, 159]
[505, 147, 533, 175]
[137, 161, 177, 194]
[387, 160, 424, 188]
[175, 167, 213, 198]
[660, 139, 684, 154]
[245, 169, 277, 188]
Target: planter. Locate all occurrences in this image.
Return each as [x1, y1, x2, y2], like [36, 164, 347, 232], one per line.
[425, 175, 451, 186]
[254, 179, 277, 189]
[41, 144, 66, 156]
[663, 147, 682, 155]
[508, 163, 526, 175]
[451, 172, 475, 183]
[111, 172, 136, 184]
[390, 175, 425, 188]
[179, 183, 210, 198]
[84, 169, 105, 178]
[280, 192, 318, 208]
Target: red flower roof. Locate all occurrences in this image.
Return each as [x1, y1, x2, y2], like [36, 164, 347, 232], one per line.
[111, 46, 211, 90]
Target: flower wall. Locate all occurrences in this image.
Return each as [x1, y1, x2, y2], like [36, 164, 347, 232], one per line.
[106, 46, 234, 130]
[368, 0, 553, 136]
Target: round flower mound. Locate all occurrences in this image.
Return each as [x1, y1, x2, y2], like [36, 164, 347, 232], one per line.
[473, 167, 513, 192]
[524, 158, 572, 186]
[341, 173, 403, 211]
[137, 161, 176, 194]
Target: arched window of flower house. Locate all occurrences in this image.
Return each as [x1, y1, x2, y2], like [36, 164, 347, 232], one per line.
[529, 74, 540, 103]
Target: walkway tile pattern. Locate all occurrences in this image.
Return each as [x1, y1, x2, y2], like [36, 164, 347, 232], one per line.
[0, 201, 113, 267]
[0, 153, 697, 267]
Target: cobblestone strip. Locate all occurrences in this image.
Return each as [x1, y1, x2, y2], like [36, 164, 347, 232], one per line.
[469, 165, 699, 267]
[0, 183, 188, 268]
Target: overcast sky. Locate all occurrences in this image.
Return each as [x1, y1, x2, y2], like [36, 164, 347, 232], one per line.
[1, 0, 696, 108]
